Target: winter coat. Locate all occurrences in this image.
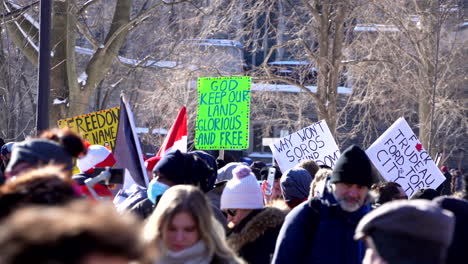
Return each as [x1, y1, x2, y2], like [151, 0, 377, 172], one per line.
[206, 181, 228, 230]
[437, 171, 452, 195]
[451, 171, 463, 193]
[227, 207, 287, 264]
[434, 196, 468, 264]
[272, 190, 370, 264]
[131, 197, 155, 219]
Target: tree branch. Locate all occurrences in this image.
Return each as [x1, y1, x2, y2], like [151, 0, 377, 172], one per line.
[76, 20, 100, 49]
[1, 2, 39, 65]
[303, 0, 321, 22]
[78, 0, 101, 15]
[101, 0, 167, 54]
[0, 0, 38, 21]
[340, 59, 391, 65]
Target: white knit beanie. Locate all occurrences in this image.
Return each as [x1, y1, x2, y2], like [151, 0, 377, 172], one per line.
[220, 165, 264, 209]
[77, 145, 116, 174]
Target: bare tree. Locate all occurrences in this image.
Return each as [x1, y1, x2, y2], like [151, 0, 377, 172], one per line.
[195, 0, 369, 136]
[1, 0, 213, 129]
[0, 20, 36, 140]
[343, 0, 467, 160]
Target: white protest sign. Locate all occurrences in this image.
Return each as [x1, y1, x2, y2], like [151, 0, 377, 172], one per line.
[269, 120, 341, 173]
[366, 117, 445, 196]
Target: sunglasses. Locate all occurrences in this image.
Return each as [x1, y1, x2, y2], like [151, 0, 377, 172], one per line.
[225, 209, 237, 217]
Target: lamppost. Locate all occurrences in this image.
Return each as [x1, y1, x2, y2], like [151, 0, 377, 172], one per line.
[36, 0, 52, 133]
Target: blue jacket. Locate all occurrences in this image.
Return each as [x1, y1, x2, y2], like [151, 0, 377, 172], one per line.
[272, 190, 370, 264]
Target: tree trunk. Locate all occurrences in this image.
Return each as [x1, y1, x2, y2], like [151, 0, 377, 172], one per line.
[315, 3, 346, 136]
[49, 0, 77, 127]
[66, 0, 133, 121]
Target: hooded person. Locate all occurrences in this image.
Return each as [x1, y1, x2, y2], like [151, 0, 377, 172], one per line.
[191, 150, 218, 191]
[280, 168, 312, 209]
[272, 145, 374, 264]
[191, 150, 229, 229]
[221, 165, 287, 264]
[73, 145, 116, 200]
[130, 150, 218, 220]
[355, 199, 455, 264]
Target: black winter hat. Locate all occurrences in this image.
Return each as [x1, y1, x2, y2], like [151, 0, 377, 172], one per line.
[330, 145, 373, 188]
[153, 150, 213, 192]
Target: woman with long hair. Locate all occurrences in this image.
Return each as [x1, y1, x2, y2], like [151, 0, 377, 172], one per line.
[143, 185, 244, 264]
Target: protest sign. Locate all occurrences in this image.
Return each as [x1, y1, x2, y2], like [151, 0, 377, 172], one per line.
[195, 76, 251, 150]
[58, 107, 120, 150]
[269, 120, 341, 173]
[366, 117, 445, 196]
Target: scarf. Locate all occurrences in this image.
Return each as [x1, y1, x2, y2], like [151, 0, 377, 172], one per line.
[156, 240, 213, 264]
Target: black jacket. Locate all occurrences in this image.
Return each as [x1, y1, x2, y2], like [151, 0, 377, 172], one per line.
[434, 196, 468, 264]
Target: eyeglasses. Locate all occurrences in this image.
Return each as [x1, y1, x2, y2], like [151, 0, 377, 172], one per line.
[225, 209, 237, 217]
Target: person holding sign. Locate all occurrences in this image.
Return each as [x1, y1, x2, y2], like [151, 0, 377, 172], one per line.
[272, 145, 374, 264]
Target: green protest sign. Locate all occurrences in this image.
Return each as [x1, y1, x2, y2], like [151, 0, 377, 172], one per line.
[195, 76, 251, 150]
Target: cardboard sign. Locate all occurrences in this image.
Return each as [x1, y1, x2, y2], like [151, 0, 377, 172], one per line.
[58, 107, 120, 150]
[195, 76, 251, 150]
[269, 120, 340, 173]
[366, 118, 445, 196]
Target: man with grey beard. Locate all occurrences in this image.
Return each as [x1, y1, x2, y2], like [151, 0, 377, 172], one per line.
[272, 145, 374, 264]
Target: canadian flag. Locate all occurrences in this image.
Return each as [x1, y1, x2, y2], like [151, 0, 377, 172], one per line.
[145, 106, 187, 171]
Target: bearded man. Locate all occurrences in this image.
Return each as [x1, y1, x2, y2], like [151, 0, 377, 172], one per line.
[272, 145, 374, 264]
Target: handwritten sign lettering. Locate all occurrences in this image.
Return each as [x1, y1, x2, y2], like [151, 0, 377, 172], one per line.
[366, 118, 445, 196]
[195, 77, 251, 150]
[58, 107, 120, 150]
[270, 120, 340, 173]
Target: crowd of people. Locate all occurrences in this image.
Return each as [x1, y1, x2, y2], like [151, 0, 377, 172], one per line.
[0, 129, 466, 264]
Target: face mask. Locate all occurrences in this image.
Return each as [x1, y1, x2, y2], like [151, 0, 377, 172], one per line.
[147, 179, 170, 204]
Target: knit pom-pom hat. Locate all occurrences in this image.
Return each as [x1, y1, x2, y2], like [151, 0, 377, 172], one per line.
[220, 165, 264, 209]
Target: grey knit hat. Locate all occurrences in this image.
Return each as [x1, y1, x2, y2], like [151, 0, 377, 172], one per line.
[355, 199, 455, 247]
[6, 139, 73, 174]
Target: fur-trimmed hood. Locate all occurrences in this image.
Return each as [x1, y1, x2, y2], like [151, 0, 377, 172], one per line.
[227, 207, 287, 251]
